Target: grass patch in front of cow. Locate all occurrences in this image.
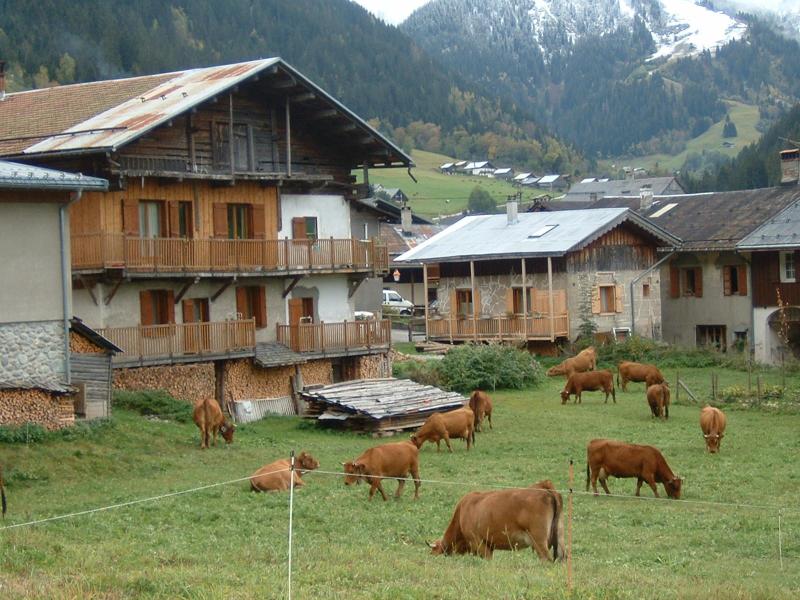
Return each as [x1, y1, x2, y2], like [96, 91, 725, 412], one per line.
[0, 366, 799, 598]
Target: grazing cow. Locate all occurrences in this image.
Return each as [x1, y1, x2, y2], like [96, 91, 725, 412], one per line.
[429, 480, 565, 561]
[411, 407, 475, 451]
[469, 390, 493, 432]
[700, 406, 727, 453]
[586, 438, 682, 499]
[192, 398, 235, 449]
[560, 370, 615, 404]
[250, 451, 320, 492]
[617, 361, 665, 391]
[1, 465, 5, 519]
[646, 383, 671, 419]
[546, 346, 596, 378]
[343, 440, 421, 501]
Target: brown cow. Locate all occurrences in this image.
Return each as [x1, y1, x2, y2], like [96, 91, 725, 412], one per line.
[646, 383, 671, 419]
[700, 406, 727, 453]
[546, 346, 596, 378]
[469, 390, 493, 432]
[192, 398, 235, 449]
[250, 451, 320, 492]
[617, 361, 664, 391]
[343, 440, 421, 501]
[1, 465, 5, 519]
[586, 438, 682, 499]
[560, 370, 615, 404]
[429, 480, 565, 561]
[411, 407, 475, 451]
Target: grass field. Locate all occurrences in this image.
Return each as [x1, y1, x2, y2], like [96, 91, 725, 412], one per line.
[357, 149, 545, 219]
[1, 364, 799, 599]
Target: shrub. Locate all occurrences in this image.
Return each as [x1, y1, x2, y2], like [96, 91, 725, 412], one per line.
[0, 422, 48, 444]
[112, 390, 194, 423]
[392, 359, 443, 388]
[595, 336, 732, 369]
[0, 418, 114, 445]
[438, 344, 544, 393]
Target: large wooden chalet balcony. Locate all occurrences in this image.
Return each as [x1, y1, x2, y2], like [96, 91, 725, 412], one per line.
[99, 319, 256, 366]
[72, 233, 389, 276]
[277, 319, 391, 354]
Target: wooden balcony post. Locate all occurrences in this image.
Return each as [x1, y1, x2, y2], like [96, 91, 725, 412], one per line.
[307, 239, 312, 269]
[366, 320, 372, 349]
[521, 257, 528, 339]
[470, 260, 478, 343]
[548, 256, 555, 342]
[320, 321, 325, 353]
[423, 263, 429, 341]
[330, 236, 335, 270]
[343, 319, 348, 349]
[370, 238, 376, 273]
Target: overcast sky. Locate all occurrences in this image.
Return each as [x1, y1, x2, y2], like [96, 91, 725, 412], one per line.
[350, 0, 789, 26]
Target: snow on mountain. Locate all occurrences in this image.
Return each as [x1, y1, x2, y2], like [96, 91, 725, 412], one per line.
[649, 0, 747, 60]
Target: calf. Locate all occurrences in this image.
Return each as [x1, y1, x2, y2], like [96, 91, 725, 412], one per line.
[546, 346, 596, 378]
[343, 440, 421, 501]
[411, 407, 475, 451]
[646, 383, 671, 419]
[617, 361, 664, 391]
[560, 370, 615, 404]
[586, 438, 682, 499]
[469, 390, 493, 432]
[429, 480, 564, 561]
[193, 398, 235, 449]
[250, 451, 320, 492]
[700, 406, 727, 453]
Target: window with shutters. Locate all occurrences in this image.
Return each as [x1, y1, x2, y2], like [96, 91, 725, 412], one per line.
[140, 290, 174, 326]
[227, 204, 251, 239]
[599, 285, 616, 313]
[780, 252, 796, 283]
[681, 267, 703, 297]
[292, 216, 318, 241]
[178, 201, 193, 238]
[212, 121, 253, 171]
[722, 265, 747, 296]
[697, 325, 727, 351]
[138, 201, 165, 238]
[236, 286, 267, 328]
[456, 289, 473, 317]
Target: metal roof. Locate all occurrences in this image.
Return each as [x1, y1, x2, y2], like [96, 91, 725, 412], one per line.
[0, 160, 107, 192]
[2, 58, 412, 168]
[494, 168, 512, 174]
[514, 172, 532, 180]
[396, 208, 680, 263]
[737, 198, 800, 250]
[537, 174, 561, 184]
[564, 176, 682, 202]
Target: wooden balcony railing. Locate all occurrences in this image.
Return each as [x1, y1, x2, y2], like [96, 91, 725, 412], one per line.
[427, 314, 569, 341]
[98, 319, 256, 363]
[276, 319, 391, 353]
[72, 233, 389, 275]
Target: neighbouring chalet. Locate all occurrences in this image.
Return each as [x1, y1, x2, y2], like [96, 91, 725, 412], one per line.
[396, 200, 679, 349]
[0, 58, 413, 414]
[564, 176, 684, 204]
[0, 160, 109, 428]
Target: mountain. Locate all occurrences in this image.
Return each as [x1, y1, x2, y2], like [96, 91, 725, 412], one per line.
[0, 0, 578, 172]
[402, 0, 800, 158]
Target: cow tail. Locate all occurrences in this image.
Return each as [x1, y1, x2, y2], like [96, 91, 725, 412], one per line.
[585, 461, 590, 492]
[1, 466, 6, 519]
[548, 490, 564, 561]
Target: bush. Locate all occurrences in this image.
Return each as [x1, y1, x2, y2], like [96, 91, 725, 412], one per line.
[0, 422, 48, 444]
[0, 418, 114, 445]
[594, 336, 733, 369]
[392, 359, 444, 388]
[113, 390, 194, 423]
[438, 344, 544, 393]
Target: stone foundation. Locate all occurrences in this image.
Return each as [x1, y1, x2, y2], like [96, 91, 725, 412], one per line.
[0, 388, 75, 430]
[113, 363, 215, 403]
[0, 320, 66, 387]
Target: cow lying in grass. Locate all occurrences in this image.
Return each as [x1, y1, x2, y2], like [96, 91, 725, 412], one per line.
[617, 361, 664, 392]
[586, 438, 682, 499]
[469, 390, 493, 432]
[192, 398, 235, 449]
[343, 440, 421, 501]
[429, 480, 565, 561]
[646, 383, 671, 419]
[546, 346, 597, 378]
[700, 406, 727, 453]
[560, 370, 615, 404]
[411, 407, 475, 451]
[250, 451, 320, 492]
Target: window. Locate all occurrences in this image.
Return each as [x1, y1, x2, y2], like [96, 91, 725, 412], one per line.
[212, 121, 252, 171]
[780, 252, 796, 283]
[697, 325, 727, 352]
[669, 265, 703, 298]
[178, 201, 193, 238]
[592, 284, 622, 314]
[723, 265, 747, 296]
[642, 283, 651, 298]
[140, 290, 174, 326]
[511, 287, 532, 314]
[684, 269, 697, 295]
[456, 289, 473, 317]
[236, 286, 267, 328]
[599, 285, 616, 313]
[182, 298, 209, 323]
[527, 224, 557, 238]
[292, 216, 318, 241]
[228, 204, 251, 239]
[138, 201, 164, 238]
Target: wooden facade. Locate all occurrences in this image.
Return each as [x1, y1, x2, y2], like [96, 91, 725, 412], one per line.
[751, 251, 800, 307]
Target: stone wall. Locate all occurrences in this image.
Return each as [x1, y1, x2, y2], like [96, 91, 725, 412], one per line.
[0, 320, 66, 388]
[113, 363, 215, 403]
[0, 388, 75, 430]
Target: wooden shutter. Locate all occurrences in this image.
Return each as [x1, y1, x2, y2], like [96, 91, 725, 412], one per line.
[449, 288, 458, 316]
[236, 287, 248, 318]
[694, 267, 703, 298]
[669, 265, 680, 298]
[253, 286, 267, 328]
[168, 201, 180, 238]
[738, 265, 748, 296]
[506, 289, 515, 314]
[140, 291, 154, 326]
[591, 286, 601, 314]
[123, 197, 139, 235]
[213, 203, 228, 238]
[182, 299, 194, 323]
[615, 285, 624, 313]
[165, 290, 176, 324]
[722, 266, 732, 296]
[252, 204, 266, 239]
[292, 217, 307, 239]
[473, 290, 481, 317]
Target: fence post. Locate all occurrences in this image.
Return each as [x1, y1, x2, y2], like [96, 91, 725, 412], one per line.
[757, 375, 762, 400]
[747, 359, 752, 395]
[675, 370, 679, 403]
[287, 450, 295, 600]
[778, 510, 784, 571]
[567, 458, 574, 593]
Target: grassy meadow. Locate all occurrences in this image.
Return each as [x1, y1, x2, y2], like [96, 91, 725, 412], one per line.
[1, 364, 799, 599]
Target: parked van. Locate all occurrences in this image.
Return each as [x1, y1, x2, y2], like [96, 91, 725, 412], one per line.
[382, 289, 414, 315]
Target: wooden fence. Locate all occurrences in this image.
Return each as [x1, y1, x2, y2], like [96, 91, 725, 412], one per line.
[277, 319, 391, 353]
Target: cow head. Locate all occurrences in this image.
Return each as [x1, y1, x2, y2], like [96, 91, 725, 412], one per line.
[703, 432, 724, 453]
[546, 365, 563, 377]
[560, 390, 570, 405]
[219, 421, 236, 444]
[409, 434, 423, 448]
[297, 451, 320, 472]
[665, 477, 682, 499]
[342, 461, 365, 486]
[428, 539, 446, 555]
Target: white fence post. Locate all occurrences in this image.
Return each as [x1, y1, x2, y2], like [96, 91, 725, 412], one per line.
[287, 450, 296, 599]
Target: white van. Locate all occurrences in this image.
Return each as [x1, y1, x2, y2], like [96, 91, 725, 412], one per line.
[382, 289, 414, 315]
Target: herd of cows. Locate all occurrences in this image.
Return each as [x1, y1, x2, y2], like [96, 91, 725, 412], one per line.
[188, 346, 730, 561]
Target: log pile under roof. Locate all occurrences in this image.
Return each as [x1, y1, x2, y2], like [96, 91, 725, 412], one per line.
[300, 378, 466, 435]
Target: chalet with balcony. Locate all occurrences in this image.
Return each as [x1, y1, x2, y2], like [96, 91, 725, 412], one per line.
[396, 201, 679, 349]
[0, 58, 411, 412]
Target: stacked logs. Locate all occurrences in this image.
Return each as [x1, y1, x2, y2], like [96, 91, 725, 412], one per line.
[113, 363, 214, 403]
[0, 388, 75, 430]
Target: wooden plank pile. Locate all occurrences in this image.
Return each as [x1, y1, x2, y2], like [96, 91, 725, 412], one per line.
[300, 378, 466, 435]
[413, 340, 451, 354]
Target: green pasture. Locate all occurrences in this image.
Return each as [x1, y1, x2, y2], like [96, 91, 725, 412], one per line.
[1, 364, 799, 599]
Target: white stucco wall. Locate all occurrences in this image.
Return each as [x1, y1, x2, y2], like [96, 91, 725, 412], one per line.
[288, 275, 353, 323]
[753, 306, 784, 365]
[281, 194, 350, 238]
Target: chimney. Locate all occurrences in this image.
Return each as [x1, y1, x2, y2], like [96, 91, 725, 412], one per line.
[639, 189, 654, 211]
[400, 204, 413, 234]
[507, 197, 518, 225]
[0, 61, 6, 101]
[780, 148, 800, 186]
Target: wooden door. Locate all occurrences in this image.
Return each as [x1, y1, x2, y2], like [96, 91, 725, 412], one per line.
[288, 298, 304, 350]
[183, 298, 210, 353]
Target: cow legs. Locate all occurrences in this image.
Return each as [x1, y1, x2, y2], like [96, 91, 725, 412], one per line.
[368, 477, 389, 501]
[443, 433, 453, 453]
[487, 412, 492, 430]
[395, 478, 405, 499]
[531, 536, 552, 562]
[410, 463, 421, 499]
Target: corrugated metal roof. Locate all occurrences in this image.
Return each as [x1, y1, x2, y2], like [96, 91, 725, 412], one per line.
[0, 160, 107, 191]
[396, 208, 679, 263]
[514, 172, 532, 180]
[738, 198, 800, 249]
[537, 174, 561, 184]
[564, 177, 682, 202]
[494, 168, 512, 174]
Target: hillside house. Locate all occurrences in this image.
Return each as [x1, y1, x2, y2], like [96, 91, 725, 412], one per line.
[439, 162, 455, 174]
[0, 160, 108, 428]
[513, 172, 532, 185]
[463, 161, 495, 176]
[493, 168, 514, 180]
[0, 58, 412, 412]
[564, 176, 684, 203]
[397, 200, 679, 349]
[536, 174, 567, 191]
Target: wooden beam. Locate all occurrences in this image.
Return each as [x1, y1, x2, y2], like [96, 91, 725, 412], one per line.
[423, 263, 429, 342]
[282, 275, 304, 298]
[347, 275, 367, 299]
[211, 278, 234, 302]
[292, 92, 315, 102]
[547, 256, 555, 342]
[310, 109, 337, 120]
[78, 275, 98, 306]
[285, 96, 292, 177]
[337, 123, 357, 133]
[229, 93, 235, 183]
[103, 279, 123, 306]
[272, 78, 297, 89]
[470, 260, 477, 343]
[174, 277, 199, 304]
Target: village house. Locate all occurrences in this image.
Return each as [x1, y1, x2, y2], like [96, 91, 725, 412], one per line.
[0, 160, 110, 428]
[0, 58, 412, 416]
[396, 200, 679, 350]
[563, 176, 685, 204]
[536, 174, 568, 191]
[463, 161, 495, 176]
[492, 167, 514, 180]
